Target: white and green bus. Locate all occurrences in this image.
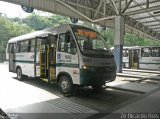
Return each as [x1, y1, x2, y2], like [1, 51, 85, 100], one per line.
[122, 46, 160, 70]
[6, 24, 116, 94]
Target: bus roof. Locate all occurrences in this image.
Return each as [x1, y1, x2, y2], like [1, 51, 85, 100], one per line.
[8, 24, 99, 43]
[8, 25, 60, 43]
[8, 24, 104, 43]
[8, 24, 78, 43]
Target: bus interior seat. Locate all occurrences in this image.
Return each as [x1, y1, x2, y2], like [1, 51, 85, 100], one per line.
[64, 42, 68, 52]
[70, 41, 75, 53]
[83, 40, 92, 50]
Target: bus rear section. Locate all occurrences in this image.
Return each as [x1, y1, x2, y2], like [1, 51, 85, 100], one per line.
[140, 47, 160, 70]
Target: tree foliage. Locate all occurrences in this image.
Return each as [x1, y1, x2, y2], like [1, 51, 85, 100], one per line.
[0, 15, 32, 61]
[79, 21, 160, 47]
[11, 14, 70, 30]
[124, 33, 160, 46]
[0, 13, 160, 62]
[22, 13, 52, 30]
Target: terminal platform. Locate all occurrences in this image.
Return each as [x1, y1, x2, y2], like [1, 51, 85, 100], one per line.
[0, 63, 160, 119]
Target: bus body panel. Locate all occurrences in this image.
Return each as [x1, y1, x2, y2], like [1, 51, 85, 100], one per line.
[139, 57, 160, 70]
[123, 57, 129, 68]
[56, 51, 80, 84]
[55, 25, 81, 84]
[15, 52, 34, 77]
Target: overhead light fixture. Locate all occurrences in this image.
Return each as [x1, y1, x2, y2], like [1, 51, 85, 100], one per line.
[70, 17, 78, 24]
[21, 5, 34, 13]
[153, 11, 160, 14]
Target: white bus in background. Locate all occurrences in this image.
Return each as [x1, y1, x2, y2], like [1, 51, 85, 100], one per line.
[122, 46, 160, 70]
[6, 24, 116, 94]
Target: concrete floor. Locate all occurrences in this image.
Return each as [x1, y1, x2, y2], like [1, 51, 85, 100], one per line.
[0, 63, 160, 119]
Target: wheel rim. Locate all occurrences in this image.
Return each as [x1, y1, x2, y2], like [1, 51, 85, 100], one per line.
[17, 69, 21, 79]
[61, 79, 69, 91]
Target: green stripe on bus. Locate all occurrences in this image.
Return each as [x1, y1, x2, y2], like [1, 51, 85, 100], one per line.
[124, 62, 160, 65]
[13, 60, 79, 68]
[13, 60, 34, 64]
[139, 62, 160, 65]
[56, 63, 79, 68]
[123, 62, 128, 63]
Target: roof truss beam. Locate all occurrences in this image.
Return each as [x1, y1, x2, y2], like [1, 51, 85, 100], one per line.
[135, 14, 160, 20]
[147, 23, 160, 27]
[151, 27, 160, 30]
[93, 0, 103, 19]
[122, 0, 133, 13]
[127, 0, 160, 9]
[141, 20, 159, 24]
[109, 0, 119, 15]
[1, 0, 160, 40]
[146, 0, 149, 9]
[125, 16, 160, 40]
[124, 5, 160, 16]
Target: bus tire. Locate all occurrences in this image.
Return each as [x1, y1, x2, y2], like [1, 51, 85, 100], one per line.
[59, 75, 73, 95]
[16, 67, 24, 81]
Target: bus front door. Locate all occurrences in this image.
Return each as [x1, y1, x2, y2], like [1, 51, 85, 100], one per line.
[129, 50, 133, 68]
[40, 38, 48, 78]
[129, 50, 139, 69]
[48, 35, 57, 81]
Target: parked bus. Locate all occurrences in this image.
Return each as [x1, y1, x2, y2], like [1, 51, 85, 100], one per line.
[6, 24, 116, 94]
[121, 46, 160, 70]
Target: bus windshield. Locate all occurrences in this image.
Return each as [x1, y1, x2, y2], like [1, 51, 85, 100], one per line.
[73, 27, 113, 57]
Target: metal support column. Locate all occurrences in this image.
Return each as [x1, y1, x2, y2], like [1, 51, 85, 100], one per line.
[114, 16, 125, 73]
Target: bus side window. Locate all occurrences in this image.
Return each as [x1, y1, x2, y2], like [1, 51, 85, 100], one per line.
[152, 47, 160, 57]
[18, 40, 29, 53]
[13, 43, 16, 53]
[123, 50, 128, 57]
[58, 33, 77, 54]
[7, 44, 11, 53]
[50, 35, 57, 64]
[83, 40, 92, 50]
[70, 39, 77, 54]
[24, 40, 29, 52]
[8, 43, 14, 53]
[67, 33, 77, 54]
[28, 39, 35, 52]
[35, 39, 41, 63]
[58, 34, 66, 52]
[16, 42, 20, 53]
[141, 48, 152, 57]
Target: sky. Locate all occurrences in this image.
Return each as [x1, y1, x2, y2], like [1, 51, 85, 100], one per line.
[0, 1, 52, 18]
[0, 1, 29, 18]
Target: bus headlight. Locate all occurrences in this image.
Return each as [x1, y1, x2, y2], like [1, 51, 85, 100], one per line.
[82, 65, 88, 70]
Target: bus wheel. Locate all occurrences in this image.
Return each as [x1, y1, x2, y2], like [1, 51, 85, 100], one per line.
[59, 76, 73, 95]
[17, 68, 24, 81]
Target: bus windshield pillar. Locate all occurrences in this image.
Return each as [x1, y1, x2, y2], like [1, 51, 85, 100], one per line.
[114, 16, 125, 73]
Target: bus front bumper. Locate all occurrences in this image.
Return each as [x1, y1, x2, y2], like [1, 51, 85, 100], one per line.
[80, 67, 116, 86]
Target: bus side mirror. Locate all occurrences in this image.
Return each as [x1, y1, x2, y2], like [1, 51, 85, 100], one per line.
[65, 33, 71, 43]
